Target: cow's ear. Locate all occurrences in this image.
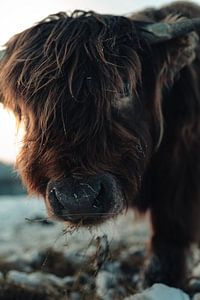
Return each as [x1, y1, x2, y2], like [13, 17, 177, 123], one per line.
[156, 29, 198, 87]
[136, 17, 200, 44]
[135, 15, 199, 86]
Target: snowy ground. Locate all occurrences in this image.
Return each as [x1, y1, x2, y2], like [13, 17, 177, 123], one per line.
[0, 196, 149, 300]
[0, 196, 149, 258]
[0, 196, 200, 300]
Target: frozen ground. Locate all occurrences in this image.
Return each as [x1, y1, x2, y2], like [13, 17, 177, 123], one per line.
[0, 196, 149, 300]
[0, 196, 200, 300]
[0, 196, 149, 255]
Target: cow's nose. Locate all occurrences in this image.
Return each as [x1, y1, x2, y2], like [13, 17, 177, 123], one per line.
[46, 174, 120, 224]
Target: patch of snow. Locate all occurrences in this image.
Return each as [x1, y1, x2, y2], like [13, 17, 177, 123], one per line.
[125, 284, 190, 300]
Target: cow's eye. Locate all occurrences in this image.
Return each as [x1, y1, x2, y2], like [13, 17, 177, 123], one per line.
[112, 82, 132, 110]
[123, 82, 131, 97]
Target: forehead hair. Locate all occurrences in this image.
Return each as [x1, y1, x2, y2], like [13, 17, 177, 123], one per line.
[0, 10, 153, 195]
[1, 10, 141, 88]
[0, 11, 142, 130]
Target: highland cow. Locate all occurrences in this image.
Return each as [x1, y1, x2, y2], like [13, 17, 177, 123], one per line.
[0, 0, 200, 290]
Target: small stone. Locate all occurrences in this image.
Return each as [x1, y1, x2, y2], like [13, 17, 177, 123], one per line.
[193, 293, 200, 300]
[96, 270, 126, 299]
[103, 261, 121, 273]
[124, 284, 190, 300]
[70, 292, 81, 300]
[189, 279, 200, 293]
[7, 271, 64, 288]
[62, 276, 76, 287]
[39, 273, 63, 287]
[132, 273, 140, 285]
[96, 270, 118, 291]
[193, 264, 200, 277]
[7, 271, 33, 287]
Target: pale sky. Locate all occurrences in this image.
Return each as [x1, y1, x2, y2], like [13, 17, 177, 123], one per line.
[0, 0, 200, 162]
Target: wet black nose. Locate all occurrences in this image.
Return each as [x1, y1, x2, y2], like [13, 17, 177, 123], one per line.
[46, 174, 122, 224]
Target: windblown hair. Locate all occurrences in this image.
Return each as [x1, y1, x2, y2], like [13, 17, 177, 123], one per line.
[0, 11, 152, 199]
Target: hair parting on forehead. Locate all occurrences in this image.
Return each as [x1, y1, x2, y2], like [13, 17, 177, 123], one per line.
[0, 11, 141, 139]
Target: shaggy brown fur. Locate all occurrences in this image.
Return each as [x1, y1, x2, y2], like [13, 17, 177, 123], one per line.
[0, 0, 200, 289]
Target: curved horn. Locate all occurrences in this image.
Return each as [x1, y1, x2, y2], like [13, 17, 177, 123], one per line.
[137, 18, 200, 44]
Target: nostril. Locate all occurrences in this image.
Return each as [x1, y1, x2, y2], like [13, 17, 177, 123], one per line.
[52, 184, 105, 212]
[48, 186, 82, 222]
[48, 182, 107, 220]
[92, 185, 105, 210]
[51, 187, 68, 209]
[47, 187, 66, 216]
[92, 198, 101, 209]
